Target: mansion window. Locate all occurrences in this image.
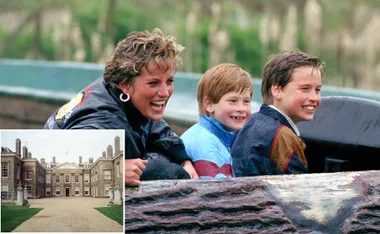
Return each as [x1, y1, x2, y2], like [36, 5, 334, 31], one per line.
[46, 187, 51, 196]
[1, 186, 8, 200]
[1, 162, 8, 178]
[104, 186, 110, 197]
[84, 187, 89, 195]
[56, 175, 60, 183]
[46, 174, 51, 184]
[75, 175, 79, 183]
[56, 187, 60, 195]
[84, 174, 89, 183]
[26, 171, 33, 180]
[65, 175, 70, 183]
[26, 185, 32, 195]
[103, 171, 111, 180]
[75, 187, 80, 195]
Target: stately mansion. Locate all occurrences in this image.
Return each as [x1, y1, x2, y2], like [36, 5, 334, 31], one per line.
[1, 136, 123, 199]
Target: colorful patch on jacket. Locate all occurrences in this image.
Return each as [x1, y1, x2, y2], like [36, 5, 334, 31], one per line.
[270, 125, 307, 172]
[54, 86, 92, 120]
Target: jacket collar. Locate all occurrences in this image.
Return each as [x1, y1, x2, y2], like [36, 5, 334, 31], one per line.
[268, 105, 300, 136]
[260, 104, 299, 136]
[199, 115, 235, 150]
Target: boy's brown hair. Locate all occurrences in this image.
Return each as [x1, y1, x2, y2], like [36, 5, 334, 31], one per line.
[197, 63, 253, 116]
[261, 51, 326, 105]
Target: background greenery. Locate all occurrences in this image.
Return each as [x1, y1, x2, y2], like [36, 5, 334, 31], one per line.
[1, 204, 43, 232]
[94, 205, 123, 225]
[0, 0, 379, 91]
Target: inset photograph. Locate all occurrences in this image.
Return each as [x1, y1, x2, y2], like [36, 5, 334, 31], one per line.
[1, 130, 124, 232]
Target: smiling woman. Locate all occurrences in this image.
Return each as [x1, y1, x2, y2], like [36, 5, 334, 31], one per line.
[119, 62, 175, 121]
[43, 28, 199, 186]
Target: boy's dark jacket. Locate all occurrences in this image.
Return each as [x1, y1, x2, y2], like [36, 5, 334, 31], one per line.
[44, 78, 190, 163]
[231, 104, 308, 176]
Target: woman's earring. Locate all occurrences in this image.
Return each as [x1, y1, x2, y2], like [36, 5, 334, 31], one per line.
[120, 93, 130, 102]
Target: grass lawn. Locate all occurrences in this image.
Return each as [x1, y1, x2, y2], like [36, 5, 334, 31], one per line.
[1, 204, 43, 232]
[95, 205, 123, 225]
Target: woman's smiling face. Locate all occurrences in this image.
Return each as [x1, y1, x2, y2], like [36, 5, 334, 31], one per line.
[121, 61, 175, 120]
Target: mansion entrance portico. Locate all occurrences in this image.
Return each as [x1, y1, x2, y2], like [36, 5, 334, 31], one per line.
[46, 163, 90, 197]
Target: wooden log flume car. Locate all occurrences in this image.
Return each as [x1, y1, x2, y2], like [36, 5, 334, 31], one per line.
[126, 171, 380, 233]
[125, 97, 380, 234]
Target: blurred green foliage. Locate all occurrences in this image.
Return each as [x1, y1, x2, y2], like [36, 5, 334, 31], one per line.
[229, 27, 262, 75]
[0, 0, 379, 91]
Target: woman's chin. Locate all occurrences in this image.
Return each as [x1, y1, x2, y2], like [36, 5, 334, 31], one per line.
[145, 112, 165, 121]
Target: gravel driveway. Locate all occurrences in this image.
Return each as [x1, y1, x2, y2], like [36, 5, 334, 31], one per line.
[12, 197, 123, 232]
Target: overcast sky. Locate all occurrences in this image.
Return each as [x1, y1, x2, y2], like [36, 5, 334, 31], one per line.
[0, 130, 124, 164]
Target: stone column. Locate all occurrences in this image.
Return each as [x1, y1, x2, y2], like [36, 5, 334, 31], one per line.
[16, 184, 24, 206]
[23, 187, 28, 200]
[80, 173, 83, 196]
[114, 185, 122, 205]
[60, 173, 64, 197]
[71, 173, 75, 196]
[52, 173, 55, 196]
[108, 187, 114, 204]
[11, 188, 15, 201]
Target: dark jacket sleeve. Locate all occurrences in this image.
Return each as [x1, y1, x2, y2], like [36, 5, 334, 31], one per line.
[235, 148, 305, 176]
[233, 125, 307, 176]
[269, 126, 308, 174]
[235, 149, 282, 176]
[283, 151, 308, 174]
[147, 119, 191, 164]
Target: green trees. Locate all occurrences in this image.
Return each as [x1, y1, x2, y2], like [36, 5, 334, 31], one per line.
[0, 0, 379, 91]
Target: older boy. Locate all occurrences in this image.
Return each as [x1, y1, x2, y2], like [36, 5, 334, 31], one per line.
[181, 63, 253, 178]
[231, 51, 325, 176]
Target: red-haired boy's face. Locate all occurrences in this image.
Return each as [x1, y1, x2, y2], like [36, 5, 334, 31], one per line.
[272, 66, 322, 124]
[206, 90, 251, 131]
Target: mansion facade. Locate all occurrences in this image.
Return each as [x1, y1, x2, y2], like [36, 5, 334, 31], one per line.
[1, 136, 123, 199]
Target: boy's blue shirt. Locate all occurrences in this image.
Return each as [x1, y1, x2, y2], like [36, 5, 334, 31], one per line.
[181, 115, 235, 178]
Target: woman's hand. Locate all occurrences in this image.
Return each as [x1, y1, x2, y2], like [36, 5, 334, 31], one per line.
[181, 160, 199, 179]
[125, 159, 148, 186]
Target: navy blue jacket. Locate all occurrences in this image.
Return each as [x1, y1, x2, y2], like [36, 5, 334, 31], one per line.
[231, 104, 308, 176]
[44, 78, 190, 163]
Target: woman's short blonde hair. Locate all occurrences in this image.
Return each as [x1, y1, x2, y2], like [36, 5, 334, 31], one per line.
[197, 63, 253, 116]
[103, 28, 184, 87]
